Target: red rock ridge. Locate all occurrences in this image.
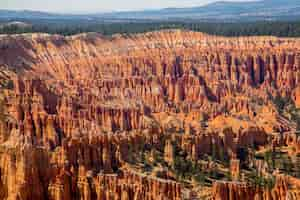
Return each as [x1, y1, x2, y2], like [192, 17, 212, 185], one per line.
[0, 30, 300, 199]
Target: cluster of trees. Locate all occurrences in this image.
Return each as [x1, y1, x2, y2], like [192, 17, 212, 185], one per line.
[1, 21, 300, 37]
[187, 21, 300, 37]
[273, 95, 293, 114]
[172, 141, 229, 184]
[0, 98, 6, 122]
[272, 94, 300, 132]
[1, 79, 14, 90]
[248, 171, 276, 189]
[173, 156, 198, 180]
[258, 149, 300, 179]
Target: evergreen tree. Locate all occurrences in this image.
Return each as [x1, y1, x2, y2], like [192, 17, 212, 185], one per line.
[295, 154, 300, 178]
[211, 142, 218, 162]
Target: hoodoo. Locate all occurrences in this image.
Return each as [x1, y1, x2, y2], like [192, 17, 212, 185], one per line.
[0, 30, 300, 199]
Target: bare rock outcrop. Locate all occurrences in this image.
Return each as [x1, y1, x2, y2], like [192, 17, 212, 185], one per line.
[0, 30, 300, 199]
[212, 176, 298, 200]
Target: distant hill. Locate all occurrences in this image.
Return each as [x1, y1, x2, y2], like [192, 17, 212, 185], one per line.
[0, 0, 300, 22]
[101, 0, 300, 21]
[0, 10, 59, 19]
[0, 21, 32, 28]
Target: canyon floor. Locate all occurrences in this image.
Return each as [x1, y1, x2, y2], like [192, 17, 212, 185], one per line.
[0, 30, 300, 200]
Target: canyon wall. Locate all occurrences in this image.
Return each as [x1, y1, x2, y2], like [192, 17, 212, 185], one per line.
[212, 176, 300, 200]
[0, 30, 299, 199]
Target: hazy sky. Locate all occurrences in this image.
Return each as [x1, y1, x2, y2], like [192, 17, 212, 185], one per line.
[0, 0, 256, 13]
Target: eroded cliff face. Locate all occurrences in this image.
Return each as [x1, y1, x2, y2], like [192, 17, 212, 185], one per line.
[0, 30, 300, 199]
[212, 176, 300, 200]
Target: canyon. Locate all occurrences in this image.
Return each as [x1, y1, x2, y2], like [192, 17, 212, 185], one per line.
[0, 30, 299, 199]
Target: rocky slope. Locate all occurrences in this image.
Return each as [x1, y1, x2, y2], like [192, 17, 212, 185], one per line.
[0, 30, 299, 199]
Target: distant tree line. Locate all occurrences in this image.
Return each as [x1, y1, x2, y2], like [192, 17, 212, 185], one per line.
[1, 21, 300, 37]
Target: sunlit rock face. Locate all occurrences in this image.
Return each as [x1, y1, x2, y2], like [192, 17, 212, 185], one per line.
[212, 176, 300, 200]
[0, 30, 300, 199]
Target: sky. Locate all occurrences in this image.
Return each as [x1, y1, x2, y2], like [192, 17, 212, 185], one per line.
[0, 0, 256, 13]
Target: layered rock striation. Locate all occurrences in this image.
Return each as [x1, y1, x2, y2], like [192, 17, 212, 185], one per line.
[0, 30, 300, 199]
[212, 176, 300, 200]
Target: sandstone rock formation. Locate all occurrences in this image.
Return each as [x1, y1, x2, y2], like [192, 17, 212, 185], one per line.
[212, 176, 300, 200]
[0, 30, 300, 199]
